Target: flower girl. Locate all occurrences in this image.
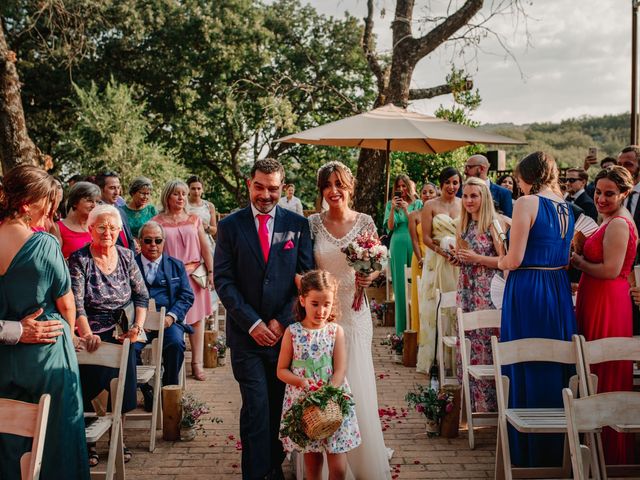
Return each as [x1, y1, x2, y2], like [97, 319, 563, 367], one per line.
[277, 270, 361, 480]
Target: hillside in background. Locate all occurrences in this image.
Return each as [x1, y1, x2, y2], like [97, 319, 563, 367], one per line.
[480, 112, 630, 170]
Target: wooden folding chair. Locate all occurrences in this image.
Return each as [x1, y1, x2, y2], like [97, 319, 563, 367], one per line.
[577, 335, 640, 479]
[436, 289, 458, 386]
[563, 389, 640, 480]
[127, 299, 166, 452]
[0, 394, 50, 480]
[77, 339, 130, 480]
[492, 335, 581, 480]
[457, 308, 500, 449]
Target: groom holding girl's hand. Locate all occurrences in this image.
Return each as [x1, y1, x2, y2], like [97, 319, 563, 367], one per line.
[215, 158, 314, 480]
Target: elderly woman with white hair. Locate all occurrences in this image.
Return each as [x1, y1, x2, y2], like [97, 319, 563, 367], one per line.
[153, 180, 213, 381]
[68, 203, 149, 466]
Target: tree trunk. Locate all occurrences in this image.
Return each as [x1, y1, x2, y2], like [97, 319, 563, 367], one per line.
[0, 22, 43, 174]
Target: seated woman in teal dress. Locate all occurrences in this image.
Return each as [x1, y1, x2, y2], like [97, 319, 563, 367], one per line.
[0, 165, 89, 480]
[384, 174, 423, 334]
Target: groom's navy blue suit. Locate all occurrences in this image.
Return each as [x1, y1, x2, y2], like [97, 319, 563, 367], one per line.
[215, 205, 314, 480]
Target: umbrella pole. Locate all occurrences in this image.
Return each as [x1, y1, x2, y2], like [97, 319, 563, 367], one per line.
[384, 139, 391, 201]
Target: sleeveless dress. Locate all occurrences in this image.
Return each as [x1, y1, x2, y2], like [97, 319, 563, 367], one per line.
[279, 322, 361, 453]
[57, 219, 91, 259]
[383, 200, 423, 334]
[416, 214, 459, 373]
[409, 221, 426, 331]
[576, 216, 637, 464]
[309, 213, 391, 479]
[121, 204, 157, 238]
[187, 200, 218, 303]
[0, 232, 89, 480]
[500, 196, 576, 468]
[153, 213, 213, 324]
[455, 221, 499, 412]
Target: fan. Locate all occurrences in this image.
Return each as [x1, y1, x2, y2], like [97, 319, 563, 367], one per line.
[573, 214, 599, 255]
[490, 274, 506, 309]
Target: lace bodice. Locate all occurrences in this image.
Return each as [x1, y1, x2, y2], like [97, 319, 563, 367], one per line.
[309, 213, 376, 333]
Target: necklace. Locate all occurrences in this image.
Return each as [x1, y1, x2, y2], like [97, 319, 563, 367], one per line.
[91, 246, 118, 272]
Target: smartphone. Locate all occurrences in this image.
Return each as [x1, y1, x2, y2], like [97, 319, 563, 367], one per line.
[393, 191, 402, 198]
[588, 146, 597, 160]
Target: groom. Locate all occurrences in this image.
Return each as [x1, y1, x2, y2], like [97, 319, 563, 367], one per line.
[214, 158, 314, 480]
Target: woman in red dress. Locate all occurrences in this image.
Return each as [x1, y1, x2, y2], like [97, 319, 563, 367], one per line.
[572, 166, 638, 464]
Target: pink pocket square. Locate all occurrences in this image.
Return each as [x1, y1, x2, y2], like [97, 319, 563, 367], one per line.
[283, 240, 295, 250]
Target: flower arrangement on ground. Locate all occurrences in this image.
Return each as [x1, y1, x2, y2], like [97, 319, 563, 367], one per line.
[181, 393, 210, 433]
[280, 380, 355, 448]
[214, 337, 227, 365]
[370, 299, 387, 325]
[341, 232, 388, 310]
[405, 384, 454, 435]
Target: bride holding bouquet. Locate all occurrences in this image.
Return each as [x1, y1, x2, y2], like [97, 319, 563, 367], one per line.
[307, 161, 391, 479]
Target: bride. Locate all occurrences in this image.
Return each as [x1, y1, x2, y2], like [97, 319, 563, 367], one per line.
[307, 161, 392, 479]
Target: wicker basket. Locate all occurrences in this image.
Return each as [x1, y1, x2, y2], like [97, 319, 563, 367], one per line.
[301, 400, 343, 440]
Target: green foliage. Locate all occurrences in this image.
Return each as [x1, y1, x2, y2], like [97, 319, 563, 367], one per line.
[484, 113, 630, 171]
[405, 384, 454, 423]
[56, 78, 186, 197]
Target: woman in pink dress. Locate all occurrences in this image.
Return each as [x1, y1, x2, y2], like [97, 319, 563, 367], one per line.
[54, 182, 101, 258]
[572, 166, 638, 464]
[153, 180, 213, 380]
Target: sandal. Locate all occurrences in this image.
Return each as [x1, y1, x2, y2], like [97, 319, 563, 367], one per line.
[123, 446, 133, 463]
[88, 445, 99, 468]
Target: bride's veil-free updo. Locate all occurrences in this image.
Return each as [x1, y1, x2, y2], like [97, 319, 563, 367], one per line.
[316, 162, 356, 207]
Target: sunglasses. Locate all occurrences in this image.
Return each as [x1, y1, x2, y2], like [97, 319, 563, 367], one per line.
[566, 178, 581, 183]
[143, 238, 163, 245]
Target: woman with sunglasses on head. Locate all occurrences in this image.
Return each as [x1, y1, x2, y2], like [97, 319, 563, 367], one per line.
[68, 203, 149, 466]
[153, 180, 213, 381]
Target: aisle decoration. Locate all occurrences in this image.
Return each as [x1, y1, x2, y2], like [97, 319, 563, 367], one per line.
[405, 384, 454, 435]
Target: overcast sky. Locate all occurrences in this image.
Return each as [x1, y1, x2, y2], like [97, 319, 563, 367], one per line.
[304, 0, 631, 125]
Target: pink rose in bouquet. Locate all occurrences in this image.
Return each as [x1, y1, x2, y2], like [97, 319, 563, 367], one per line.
[341, 232, 388, 311]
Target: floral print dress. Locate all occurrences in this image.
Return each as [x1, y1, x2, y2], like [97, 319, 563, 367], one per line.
[455, 220, 499, 412]
[280, 322, 361, 454]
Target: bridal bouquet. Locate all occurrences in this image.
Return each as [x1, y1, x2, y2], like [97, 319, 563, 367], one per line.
[341, 232, 388, 311]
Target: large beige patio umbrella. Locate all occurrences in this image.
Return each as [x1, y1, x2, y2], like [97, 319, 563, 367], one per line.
[277, 103, 526, 199]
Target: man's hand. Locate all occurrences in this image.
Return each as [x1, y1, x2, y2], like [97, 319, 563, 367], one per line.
[583, 154, 598, 170]
[164, 315, 174, 329]
[267, 319, 284, 342]
[250, 321, 278, 347]
[19, 308, 63, 344]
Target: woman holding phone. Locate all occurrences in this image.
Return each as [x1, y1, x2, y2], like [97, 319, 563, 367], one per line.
[384, 174, 422, 335]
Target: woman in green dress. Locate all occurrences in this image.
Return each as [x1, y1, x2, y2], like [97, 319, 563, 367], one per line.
[121, 176, 157, 238]
[0, 165, 89, 480]
[384, 174, 423, 334]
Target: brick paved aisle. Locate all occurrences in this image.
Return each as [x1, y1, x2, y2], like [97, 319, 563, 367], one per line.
[123, 325, 496, 479]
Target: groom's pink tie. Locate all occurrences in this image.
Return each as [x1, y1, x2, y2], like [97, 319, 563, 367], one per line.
[257, 214, 270, 262]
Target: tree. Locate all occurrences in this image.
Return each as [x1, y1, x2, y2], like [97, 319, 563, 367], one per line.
[0, 21, 47, 173]
[353, 0, 527, 217]
[56, 78, 186, 193]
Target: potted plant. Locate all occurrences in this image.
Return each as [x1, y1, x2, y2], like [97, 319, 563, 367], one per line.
[390, 334, 403, 363]
[405, 384, 454, 435]
[180, 393, 209, 441]
[370, 300, 387, 327]
[215, 339, 227, 367]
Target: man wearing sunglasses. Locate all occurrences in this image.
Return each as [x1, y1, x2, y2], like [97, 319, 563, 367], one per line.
[134, 221, 194, 406]
[565, 168, 597, 221]
[463, 154, 513, 217]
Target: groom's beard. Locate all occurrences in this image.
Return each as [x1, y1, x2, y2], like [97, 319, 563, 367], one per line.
[253, 199, 277, 214]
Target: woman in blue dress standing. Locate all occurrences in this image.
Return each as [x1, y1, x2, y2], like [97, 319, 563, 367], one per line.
[497, 152, 576, 467]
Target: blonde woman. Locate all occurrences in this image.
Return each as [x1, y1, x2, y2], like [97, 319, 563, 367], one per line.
[153, 180, 213, 380]
[454, 177, 505, 412]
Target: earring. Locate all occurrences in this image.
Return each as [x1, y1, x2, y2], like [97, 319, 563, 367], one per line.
[22, 213, 32, 226]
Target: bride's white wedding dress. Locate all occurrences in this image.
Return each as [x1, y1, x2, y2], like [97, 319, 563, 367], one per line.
[308, 213, 392, 480]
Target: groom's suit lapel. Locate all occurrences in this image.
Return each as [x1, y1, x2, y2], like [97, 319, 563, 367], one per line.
[238, 206, 267, 268]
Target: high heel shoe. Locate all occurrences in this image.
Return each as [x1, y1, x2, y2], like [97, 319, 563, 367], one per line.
[191, 362, 206, 381]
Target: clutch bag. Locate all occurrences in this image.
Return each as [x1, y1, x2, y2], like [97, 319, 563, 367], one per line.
[190, 263, 208, 289]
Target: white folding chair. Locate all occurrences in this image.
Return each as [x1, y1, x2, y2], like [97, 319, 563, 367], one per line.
[436, 289, 458, 386]
[0, 394, 50, 480]
[492, 335, 581, 480]
[457, 308, 500, 449]
[563, 389, 640, 480]
[127, 299, 166, 452]
[577, 335, 640, 479]
[77, 340, 130, 480]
